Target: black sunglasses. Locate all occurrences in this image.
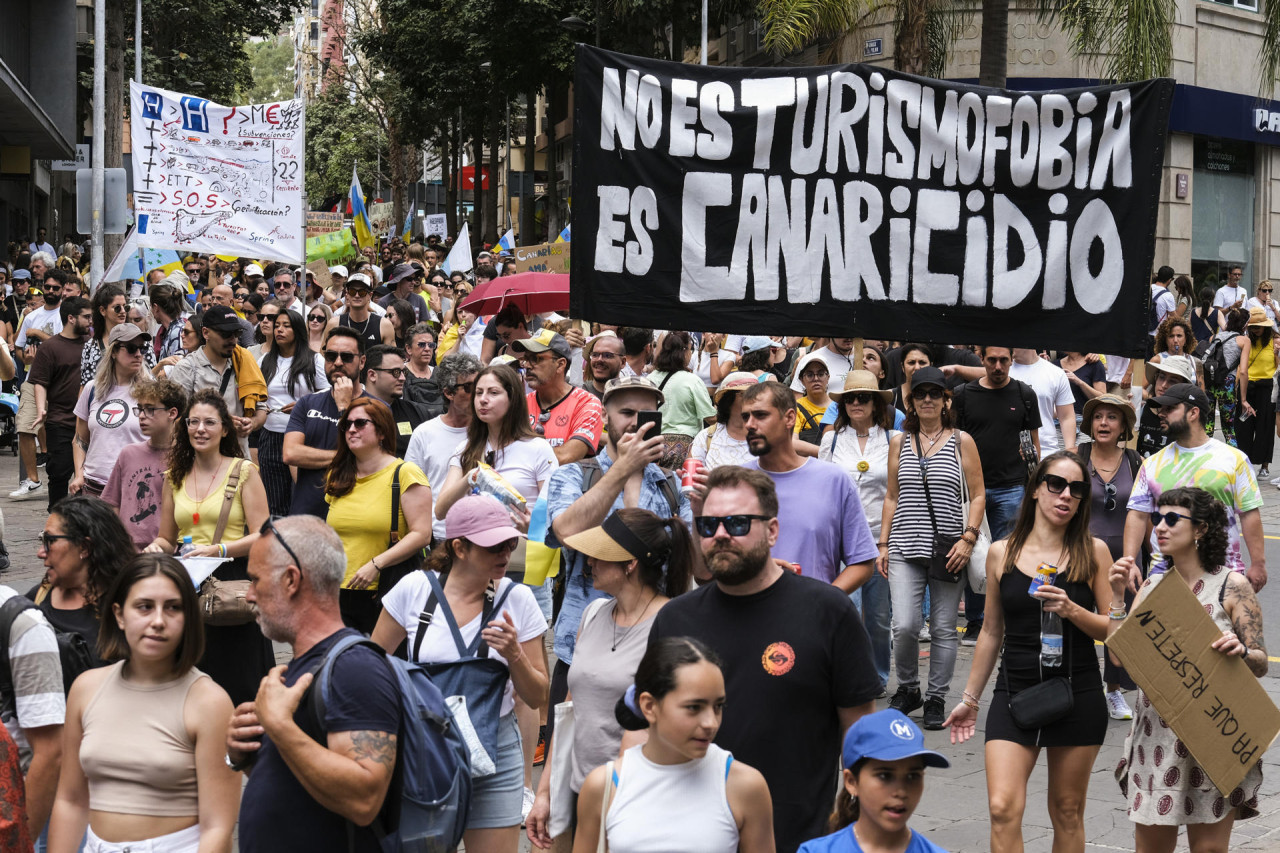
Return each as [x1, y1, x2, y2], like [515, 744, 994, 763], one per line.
[1040, 473, 1088, 500]
[911, 387, 944, 401]
[694, 514, 771, 537]
[260, 517, 303, 571]
[324, 350, 357, 364]
[478, 538, 518, 554]
[345, 417, 374, 432]
[452, 381, 475, 394]
[844, 392, 877, 405]
[1150, 510, 1193, 528]
[1102, 481, 1117, 512]
[308, 314, 326, 323]
[117, 341, 146, 355]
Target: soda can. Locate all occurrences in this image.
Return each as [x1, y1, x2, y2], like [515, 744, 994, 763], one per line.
[1027, 563, 1057, 597]
[680, 458, 703, 495]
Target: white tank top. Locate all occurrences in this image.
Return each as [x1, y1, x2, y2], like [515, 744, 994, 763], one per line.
[604, 743, 739, 853]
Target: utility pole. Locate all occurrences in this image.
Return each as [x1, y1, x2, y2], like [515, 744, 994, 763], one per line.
[135, 0, 142, 82]
[90, 0, 106, 290]
[701, 0, 708, 64]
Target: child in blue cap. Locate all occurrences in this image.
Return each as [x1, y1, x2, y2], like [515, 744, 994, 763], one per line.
[799, 709, 950, 853]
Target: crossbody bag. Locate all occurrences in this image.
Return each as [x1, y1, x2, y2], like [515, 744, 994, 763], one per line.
[915, 434, 962, 584]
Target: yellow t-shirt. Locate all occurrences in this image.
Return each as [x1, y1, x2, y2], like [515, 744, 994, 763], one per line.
[1247, 339, 1277, 383]
[326, 460, 430, 589]
[794, 396, 827, 435]
[167, 459, 255, 545]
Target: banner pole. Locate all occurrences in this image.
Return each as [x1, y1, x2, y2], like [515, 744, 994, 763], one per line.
[853, 338, 864, 375]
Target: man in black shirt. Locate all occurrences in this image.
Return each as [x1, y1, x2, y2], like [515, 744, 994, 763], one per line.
[361, 344, 430, 457]
[950, 345, 1041, 641]
[649, 465, 878, 853]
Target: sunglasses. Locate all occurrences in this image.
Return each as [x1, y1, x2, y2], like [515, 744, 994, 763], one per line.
[452, 381, 475, 394]
[478, 538, 518, 554]
[371, 366, 405, 378]
[1261, 289, 1273, 294]
[109, 304, 127, 314]
[346, 287, 371, 296]
[308, 314, 326, 323]
[345, 417, 374, 432]
[324, 350, 357, 364]
[911, 387, 944, 401]
[1150, 510, 1194, 528]
[693, 514, 771, 537]
[117, 342, 146, 355]
[1102, 481, 1117, 512]
[38, 532, 74, 550]
[844, 392, 877, 405]
[1039, 473, 1088, 500]
[413, 340, 435, 349]
[260, 517, 303, 571]
[261, 315, 278, 324]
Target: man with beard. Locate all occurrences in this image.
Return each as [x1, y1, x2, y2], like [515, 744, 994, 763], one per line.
[10, 272, 66, 500]
[543, 376, 688, 741]
[360, 344, 430, 457]
[648, 465, 878, 853]
[1124, 382, 1266, 591]
[283, 327, 366, 518]
[512, 329, 603, 465]
[168, 305, 266, 455]
[28, 297, 91, 510]
[736, 381, 877, 592]
[229, 516, 399, 853]
[582, 332, 625, 401]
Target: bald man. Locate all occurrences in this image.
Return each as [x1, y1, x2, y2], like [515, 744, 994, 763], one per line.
[211, 284, 257, 346]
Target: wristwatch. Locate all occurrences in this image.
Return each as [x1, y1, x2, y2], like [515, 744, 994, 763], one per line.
[225, 752, 254, 772]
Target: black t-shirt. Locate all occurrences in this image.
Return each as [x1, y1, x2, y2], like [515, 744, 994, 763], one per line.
[951, 378, 1042, 489]
[884, 345, 980, 389]
[385, 395, 431, 458]
[648, 570, 879, 853]
[285, 390, 341, 517]
[26, 585, 106, 668]
[239, 629, 401, 853]
[1137, 406, 1169, 458]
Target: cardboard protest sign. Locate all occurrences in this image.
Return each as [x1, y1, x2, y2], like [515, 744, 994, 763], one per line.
[306, 259, 332, 292]
[306, 211, 344, 237]
[129, 82, 306, 263]
[570, 46, 1174, 355]
[1107, 570, 1280, 796]
[509, 242, 571, 274]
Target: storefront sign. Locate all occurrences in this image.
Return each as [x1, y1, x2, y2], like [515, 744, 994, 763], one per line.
[1108, 571, 1279, 797]
[570, 46, 1173, 354]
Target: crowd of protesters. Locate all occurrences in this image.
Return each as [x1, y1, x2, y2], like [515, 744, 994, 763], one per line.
[0, 238, 1265, 853]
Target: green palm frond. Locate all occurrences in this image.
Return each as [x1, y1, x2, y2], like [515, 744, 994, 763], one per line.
[1261, 0, 1280, 91]
[1053, 0, 1176, 81]
[758, 0, 871, 54]
[925, 0, 977, 77]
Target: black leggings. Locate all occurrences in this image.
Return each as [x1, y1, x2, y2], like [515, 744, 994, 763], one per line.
[1238, 378, 1276, 466]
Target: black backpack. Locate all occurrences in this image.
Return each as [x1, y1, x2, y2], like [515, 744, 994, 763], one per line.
[0, 595, 96, 696]
[1202, 335, 1232, 390]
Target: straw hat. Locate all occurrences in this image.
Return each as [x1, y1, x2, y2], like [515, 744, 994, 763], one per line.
[1081, 393, 1136, 442]
[1247, 306, 1273, 327]
[829, 370, 893, 403]
[713, 371, 759, 404]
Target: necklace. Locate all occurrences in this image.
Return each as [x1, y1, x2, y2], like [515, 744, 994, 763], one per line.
[346, 313, 374, 338]
[921, 426, 946, 449]
[188, 458, 227, 525]
[612, 592, 658, 652]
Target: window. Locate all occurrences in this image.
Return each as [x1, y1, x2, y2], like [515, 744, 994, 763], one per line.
[1206, 0, 1257, 11]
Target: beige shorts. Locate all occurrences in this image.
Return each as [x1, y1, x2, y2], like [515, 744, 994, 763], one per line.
[15, 382, 37, 435]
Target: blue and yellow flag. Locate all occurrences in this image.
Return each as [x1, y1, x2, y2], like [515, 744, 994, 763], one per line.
[402, 209, 415, 245]
[497, 228, 515, 252]
[349, 164, 375, 251]
[554, 223, 570, 244]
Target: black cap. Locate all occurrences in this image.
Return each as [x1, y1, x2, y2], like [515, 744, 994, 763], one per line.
[202, 305, 242, 333]
[1148, 382, 1210, 414]
[910, 365, 946, 390]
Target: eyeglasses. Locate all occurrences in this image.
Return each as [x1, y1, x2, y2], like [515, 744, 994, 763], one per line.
[260, 517, 303, 572]
[186, 417, 221, 430]
[182, 326, 196, 336]
[346, 287, 371, 296]
[911, 387, 944, 401]
[477, 538, 518, 554]
[1102, 481, 1117, 512]
[132, 405, 166, 416]
[521, 352, 551, 367]
[323, 350, 357, 364]
[38, 532, 74, 550]
[844, 392, 877, 405]
[184, 268, 200, 276]
[1150, 510, 1194, 528]
[693, 514, 772, 537]
[345, 417, 374, 432]
[1040, 473, 1088, 500]
[117, 342, 146, 355]
[371, 366, 405, 378]
[413, 340, 435, 349]
[308, 314, 326, 323]
[1260, 289, 1273, 294]
[589, 352, 619, 361]
[109, 304, 127, 314]
[800, 371, 828, 381]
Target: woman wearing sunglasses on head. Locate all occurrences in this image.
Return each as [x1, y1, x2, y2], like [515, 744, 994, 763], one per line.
[372, 494, 547, 853]
[71, 325, 151, 498]
[879, 366, 986, 731]
[325, 396, 432, 634]
[255, 309, 327, 517]
[1107, 488, 1266, 853]
[944, 450, 1113, 853]
[1076, 395, 1144, 721]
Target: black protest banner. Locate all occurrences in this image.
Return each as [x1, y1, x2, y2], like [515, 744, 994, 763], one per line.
[570, 46, 1174, 355]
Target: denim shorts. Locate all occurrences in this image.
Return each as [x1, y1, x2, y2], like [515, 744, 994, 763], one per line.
[467, 712, 524, 829]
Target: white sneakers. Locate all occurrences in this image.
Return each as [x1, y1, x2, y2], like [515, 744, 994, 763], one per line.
[1106, 690, 1133, 720]
[8, 479, 41, 500]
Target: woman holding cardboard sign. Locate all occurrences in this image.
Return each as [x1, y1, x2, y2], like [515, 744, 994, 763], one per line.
[1107, 487, 1266, 852]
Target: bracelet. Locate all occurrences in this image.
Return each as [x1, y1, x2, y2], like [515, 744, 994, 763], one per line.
[962, 690, 981, 704]
[962, 698, 980, 710]
[1239, 645, 1251, 658]
[877, 541, 888, 547]
[370, 556, 381, 572]
[964, 525, 981, 537]
[1109, 610, 1127, 620]
[218, 544, 227, 558]
[961, 534, 977, 545]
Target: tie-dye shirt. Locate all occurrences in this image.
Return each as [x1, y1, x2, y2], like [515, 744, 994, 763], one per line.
[1126, 438, 1262, 573]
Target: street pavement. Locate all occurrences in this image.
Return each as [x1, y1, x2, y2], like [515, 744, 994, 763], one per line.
[0, 449, 1276, 852]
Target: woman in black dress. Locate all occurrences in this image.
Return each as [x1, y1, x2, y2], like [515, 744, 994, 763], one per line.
[944, 450, 1113, 853]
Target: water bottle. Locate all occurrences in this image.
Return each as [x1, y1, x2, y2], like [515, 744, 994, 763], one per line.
[176, 536, 195, 557]
[1040, 607, 1064, 668]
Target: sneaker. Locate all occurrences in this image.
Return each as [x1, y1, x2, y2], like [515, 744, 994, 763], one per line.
[8, 480, 41, 500]
[1262, 467, 1271, 479]
[1270, 474, 1280, 487]
[960, 620, 982, 647]
[921, 696, 946, 730]
[1106, 690, 1133, 721]
[521, 786, 535, 825]
[532, 727, 546, 766]
[888, 685, 923, 715]
[0, 543, 9, 572]
[35, 452, 46, 469]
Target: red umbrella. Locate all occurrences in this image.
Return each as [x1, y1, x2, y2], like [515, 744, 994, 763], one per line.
[459, 271, 570, 317]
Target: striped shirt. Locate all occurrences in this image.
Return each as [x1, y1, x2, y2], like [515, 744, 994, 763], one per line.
[889, 433, 965, 562]
[0, 587, 66, 772]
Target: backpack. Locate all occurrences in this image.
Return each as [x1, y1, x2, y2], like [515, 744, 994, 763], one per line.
[578, 457, 679, 515]
[307, 634, 472, 853]
[1202, 334, 1233, 390]
[0, 595, 96, 696]
[1149, 286, 1174, 334]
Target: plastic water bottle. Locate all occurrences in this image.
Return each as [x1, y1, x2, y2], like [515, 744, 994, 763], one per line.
[1040, 608, 1064, 668]
[176, 536, 195, 556]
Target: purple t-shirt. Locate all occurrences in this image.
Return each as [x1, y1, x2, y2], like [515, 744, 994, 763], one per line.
[744, 458, 879, 584]
[101, 441, 168, 549]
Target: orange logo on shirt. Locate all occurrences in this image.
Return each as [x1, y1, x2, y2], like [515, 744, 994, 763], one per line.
[761, 642, 795, 676]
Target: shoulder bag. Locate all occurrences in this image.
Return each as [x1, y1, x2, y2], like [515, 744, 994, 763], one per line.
[1002, 605, 1074, 730]
[916, 434, 962, 584]
[413, 571, 515, 775]
[953, 436, 991, 594]
[597, 758, 618, 853]
[198, 459, 257, 626]
[375, 463, 425, 597]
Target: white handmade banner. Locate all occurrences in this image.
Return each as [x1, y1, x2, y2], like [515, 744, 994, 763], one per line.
[129, 82, 306, 263]
[424, 213, 448, 239]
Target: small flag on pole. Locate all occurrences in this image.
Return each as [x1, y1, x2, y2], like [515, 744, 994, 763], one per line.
[554, 223, 571, 244]
[442, 223, 474, 276]
[497, 228, 515, 253]
[349, 164, 375, 251]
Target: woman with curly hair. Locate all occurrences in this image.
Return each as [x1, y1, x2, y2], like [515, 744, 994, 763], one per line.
[1153, 314, 1199, 363]
[1108, 488, 1267, 852]
[145, 388, 271, 705]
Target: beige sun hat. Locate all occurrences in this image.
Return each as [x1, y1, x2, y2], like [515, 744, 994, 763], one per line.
[829, 369, 894, 403]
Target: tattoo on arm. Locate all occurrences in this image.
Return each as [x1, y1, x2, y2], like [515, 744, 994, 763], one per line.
[349, 730, 397, 769]
[1227, 573, 1268, 676]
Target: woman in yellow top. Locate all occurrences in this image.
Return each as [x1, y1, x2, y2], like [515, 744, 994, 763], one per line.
[326, 395, 433, 634]
[1236, 306, 1280, 477]
[145, 388, 272, 706]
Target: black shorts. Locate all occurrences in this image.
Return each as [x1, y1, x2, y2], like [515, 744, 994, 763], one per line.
[985, 686, 1108, 748]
